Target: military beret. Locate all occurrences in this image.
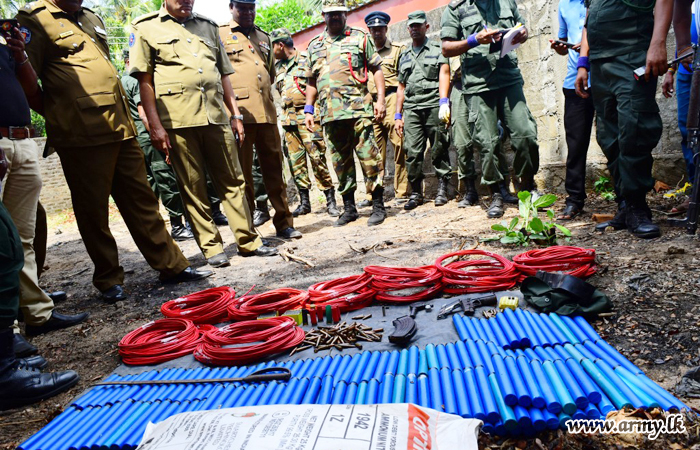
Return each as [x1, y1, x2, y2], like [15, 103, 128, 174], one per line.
[364, 11, 390, 28]
[407, 10, 427, 25]
[270, 28, 292, 44]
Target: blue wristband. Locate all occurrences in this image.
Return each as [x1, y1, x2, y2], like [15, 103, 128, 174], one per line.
[577, 56, 590, 71]
[439, 98, 450, 106]
[304, 105, 314, 115]
[467, 33, 479, 48]
[394, 113, 403, 120]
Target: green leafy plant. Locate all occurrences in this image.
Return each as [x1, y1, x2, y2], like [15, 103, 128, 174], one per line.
[488, 191, 571, 246]
[594, 176, 616, 201]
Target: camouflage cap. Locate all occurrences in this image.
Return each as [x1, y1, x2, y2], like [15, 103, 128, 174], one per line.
[270, 28, 292, 44]
[322, 0, 349, 13]
[407, 10, 427, 25]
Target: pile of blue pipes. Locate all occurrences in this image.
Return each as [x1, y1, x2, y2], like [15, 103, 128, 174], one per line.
[19, 311, 688, 450]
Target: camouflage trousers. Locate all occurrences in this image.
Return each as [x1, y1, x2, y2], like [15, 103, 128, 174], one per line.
[323, 117, 383, 196]
[284, 123, 333, 191]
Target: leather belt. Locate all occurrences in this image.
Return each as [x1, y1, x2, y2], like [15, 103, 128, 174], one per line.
[373, 86, 397, 100]
[0, 126, 36, 140]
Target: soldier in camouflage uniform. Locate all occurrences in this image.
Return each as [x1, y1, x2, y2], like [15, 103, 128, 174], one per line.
[271, 28, 340, 218]
[305, 0, 388, 227]
[441, 0, 540, 219]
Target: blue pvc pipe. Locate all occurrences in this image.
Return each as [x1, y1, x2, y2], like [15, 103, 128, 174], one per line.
[504, 355, 531, 407]
[580, 359, 629, 410]
[367, 379, 380, 404]
[459, 368, 483, 422]
[573, 315, 602, 342]
[436, 344, 450, 369]
[374, 352, 391, 380]
[529, 358, 562, 414]
[585, 403, 601, 420]
[557, 412, 572, 430]
[331, 381, 348, 404]
[596, 390, 616, 416]
[406, 374, 418, 405]
[460, 316, 480, 341]
[344, 382, 358, 404]
[595, 359, 643, 409]
[380, 373, 395, 404]
[488, 373, 517, 433]
[542, 360, 577, 415]
[475, 317, 498, 344]
[290, 378, 310, 405]
[523, 311, 550, 348]
[259, 381, 281, 405]
[397, 349, 409, 376]
[452, 369, 472, 418]
[515, 309, 539, 347]
[481, 421, 495, 435]
[487, 317, 511, 349]
[523, 347, 540, 362]
[529, 407, 546, 432]
[576, 342, 600, 362]
[386, 351, 400, 376]
[549, 313, 580, 344]
[494, 420, 506, 436]
[534, 346, 550, 362]
[572, 408, 586, 420]
[634, 373, 688, 411]
[542, 408, 560, 430]
[351, 352, 372, 385]
[408, 347, 419, 375]
[417, 374, 430, 408]
[530, 313, 559, 346]
[445, 343, 462, 371]
[516, 354, 545, 409]
[594, 340, 644, 375]
[428, 368, 444, 411]
[504, 308, 531, 347]
[475, 365, 500, 424]
[465, 339, 484, 368]
[475, 339, 495, 374]
[561, 315, 590, 343]
[392, 374, 406, 403]
[552, 359, 589, 410]
[425, 344, 439, 370]
[539, 314, 569, 345]
[492, 354, 518, 406]
[455, 340, 473, 369]
[514, 405, 532, 428]
[440, 368, 458, 414]
[496, 312, 520, 349]
[319, 376, 335, 404]
[564, 357, 602, 404]
[471, 317, 491, 343]
[453, 314, 470, 341]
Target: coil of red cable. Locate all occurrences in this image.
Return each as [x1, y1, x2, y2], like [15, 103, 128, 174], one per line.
[364, 265, 443, 303]
[161, 286, 236, 324]
[307, 274, 375, 312]
[119, 318, 201, 365]
[435, 249, 519, 294]
[227, 288, 309, 321]
[513, 246, 597, 281]
[194, 316, 305, 366]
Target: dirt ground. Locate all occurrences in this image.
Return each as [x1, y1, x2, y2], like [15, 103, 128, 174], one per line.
[2, 190, 700, 450]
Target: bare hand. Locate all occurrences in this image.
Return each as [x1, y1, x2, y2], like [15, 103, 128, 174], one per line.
[394, 118, 404, 138]
[678, 49, 693, 72]
[150, 125, 172, 164]
[572, 43, 581, 53]
[645, 41, 668, 81]
[374, 100, 386, 122]
[304, 113, 314, 132]
[575, 67, 589, 98]
[662, 71, 675, 98]
[231, 118, 245, 146]
[512, 27, 528, 45]
[475, 28, 502, 45]
[549, 39, 568, 56]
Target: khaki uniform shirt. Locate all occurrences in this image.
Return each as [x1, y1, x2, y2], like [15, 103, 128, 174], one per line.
[398, 39, 448, 110]
[17, 0, 136, 147]
[368, 38, 404, 95]
[274, 50, 317, 127]
[307, 26, 382, 125]
[129, 10, 233, 130]
[219, 21, 277, 124]
[440, 0, 525, 95]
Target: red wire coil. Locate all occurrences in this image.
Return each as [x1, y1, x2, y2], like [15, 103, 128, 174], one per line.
[307, 274, 375, 312]
[435, 250, 519, 294]
[364, 265, 443, 303]
[513, 246, 597, 281]
[194, 316, 305, 366]
[161, 286, 236, 324]
[227, 288, 309, 321]
[118, 318, 201, 365]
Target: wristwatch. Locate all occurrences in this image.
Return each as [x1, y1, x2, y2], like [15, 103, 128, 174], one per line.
[231, 114, 244, 121]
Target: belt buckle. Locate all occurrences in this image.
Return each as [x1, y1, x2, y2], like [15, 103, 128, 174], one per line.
[8, 126, 30, 140]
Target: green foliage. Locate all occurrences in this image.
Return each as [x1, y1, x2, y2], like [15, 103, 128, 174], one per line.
[256, 0, 321, 34]
[594, 176, 616, 201]
[487, 191, 571, 246]
[31, 110, 45, 137]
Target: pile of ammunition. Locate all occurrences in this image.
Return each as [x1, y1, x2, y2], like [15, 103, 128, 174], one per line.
[291, 322, 384, 354]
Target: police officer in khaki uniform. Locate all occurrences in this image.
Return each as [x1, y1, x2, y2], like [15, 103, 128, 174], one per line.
[364, 12, 410, 205]
[130, 0, 278, 267]
[17, 0, 211, 302]
[221, 0, 301, 240]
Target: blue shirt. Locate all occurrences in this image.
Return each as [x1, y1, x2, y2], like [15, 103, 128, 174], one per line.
[679, 11, 697, 76]
[558, 0, 588, 89]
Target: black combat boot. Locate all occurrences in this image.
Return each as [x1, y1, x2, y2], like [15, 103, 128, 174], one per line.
[625, 200, 660, 239]
[519, 176, 535, 193]
[499, 181, 519, 204]
[0, 329, 80, 411]
[404, 180, 424, 211]
[487, 185, 504, 218]
[435, 178, 449, 206]
[324, 188, 341, 217]
[211, 204, 228, 226]
[335, 194, 359, 227]
[170, 215, 194, 241]
[292, 189, 312, 217]
[367, 186, 387, 226]
[253, 201, 271, 227]
[458, 179, 478, 208]
[595, 200, 627, 231]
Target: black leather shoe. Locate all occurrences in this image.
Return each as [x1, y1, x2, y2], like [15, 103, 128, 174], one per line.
[595, 201, 627, 232]
[487, 193, 504, 218]
[13, 334, 37, 358]
[458, 191, 478, 208]
[626, 202, 660, 239]
[101, 284, 127, 303]
[357, 199, 372, 208]
[404, 192, 424, 210]
[18, 355, 48, 371]
[277, 227, 302, 239]
[240, 245, 279, 257]
[434, 178, 449, 207]
[171, 224, 194, 241]
[0, 366, 79, 411]
[25, 311, 90, 337]
[207, 253, 230, 268]
[212, 210, 228, 226]
[46, 291, 67, 303]
[162, 267, 213, 284]
[253, 208, 271, 227]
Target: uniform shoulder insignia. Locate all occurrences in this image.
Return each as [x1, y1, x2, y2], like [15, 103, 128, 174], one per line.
[449, 0, 468, 9]
[254, 24, 270, 36]
[18, 1, 45, 15]
[131, 11, 158, 25]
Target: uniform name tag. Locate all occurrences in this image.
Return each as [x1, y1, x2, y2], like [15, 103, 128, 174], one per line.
[58, 30, 74, 39]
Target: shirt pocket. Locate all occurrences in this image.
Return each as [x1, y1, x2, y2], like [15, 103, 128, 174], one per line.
[75, 92, 118, 136]
[155, 82, 185, 98]
[156, 36, 182, 60]
[53, 32, 91, 61]
[340, 44, 362, 69]
[198, 36, 218, 58]
[225, 42, 244, 62]
[424, 60, 440, 81]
